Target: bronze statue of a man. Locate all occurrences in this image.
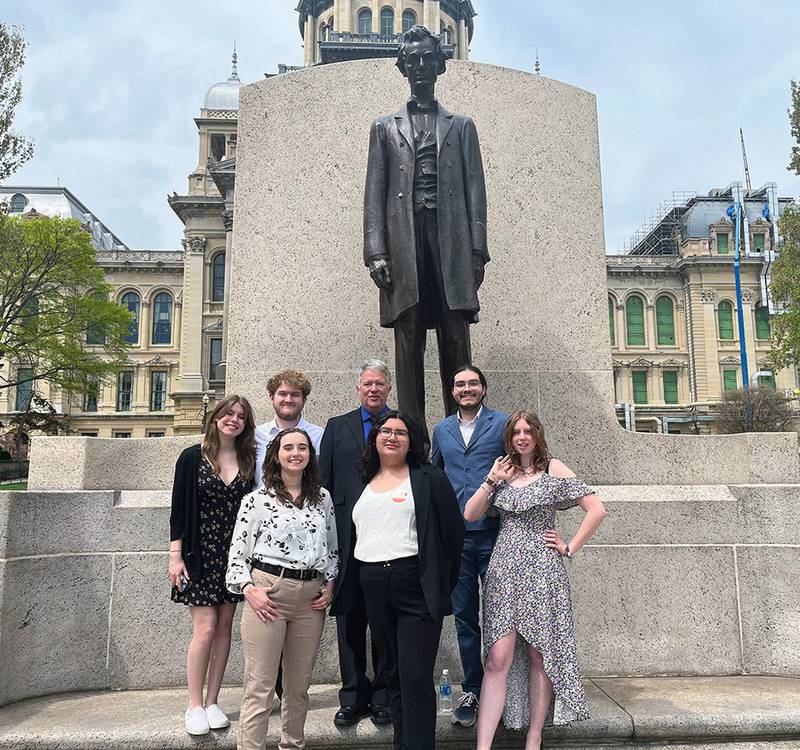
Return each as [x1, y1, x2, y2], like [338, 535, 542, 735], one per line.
[363, 25, 488, 431]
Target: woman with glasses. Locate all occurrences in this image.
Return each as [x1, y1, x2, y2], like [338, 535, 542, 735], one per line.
[330, 410, 464, 750]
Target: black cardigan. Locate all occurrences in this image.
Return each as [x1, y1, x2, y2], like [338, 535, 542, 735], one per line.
[169, 444, 204, 580]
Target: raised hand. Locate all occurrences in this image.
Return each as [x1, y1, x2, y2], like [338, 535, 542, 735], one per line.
[489, 455, 515, 483]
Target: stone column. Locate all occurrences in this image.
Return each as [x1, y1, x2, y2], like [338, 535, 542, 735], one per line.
[645, 301, 656, 349]
[134, 362, 148, 413]
[741, 290, 757, 383]
[458, 18, 468, 60]
[176, 235, 206, 396]
[372, 0, 380, 32]
[218, 209, 234, 382]
[340, 0, 351, 33]
[304, 12, 314, 66]
[394, 0, 403, 33]
[700, 289, 721, 400]
[423, 0, 432, 28]
[431, 0, 440, 33]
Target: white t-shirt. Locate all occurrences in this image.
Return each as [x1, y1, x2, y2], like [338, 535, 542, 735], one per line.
[352, 477, 418, 563]
[253, 416, 324, 490]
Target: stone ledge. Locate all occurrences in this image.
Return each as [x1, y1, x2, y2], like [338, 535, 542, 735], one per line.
[1, 678, 798, 749]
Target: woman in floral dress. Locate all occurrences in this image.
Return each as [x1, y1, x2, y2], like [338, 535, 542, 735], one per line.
[464, 410, 608, 750]
[169, 394, 257, 736]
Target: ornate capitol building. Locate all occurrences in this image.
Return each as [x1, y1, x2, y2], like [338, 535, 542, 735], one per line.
[1, 0, 797, 451]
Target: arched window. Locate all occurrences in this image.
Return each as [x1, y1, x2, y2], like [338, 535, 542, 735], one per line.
[717, 300, 734, 340]
[319, 22, 327, 41]
[152, 292, 173, 345]
[86, 291, 107, 345]
[121, 291, 140, 344]
[212, 253, 225, 302]
[625, 295, 645, 346]
[755, 304, 771, 340]
[358, 8, 372, 35]
[9, 193, 28, 213]
[655, 296, 675, 346]
[447, 25, 455, 45]
[380, 7, 394, 36]
[440, 22, 451, 45]
[608, 297, 616, 346]
[402, 9, 417, 32]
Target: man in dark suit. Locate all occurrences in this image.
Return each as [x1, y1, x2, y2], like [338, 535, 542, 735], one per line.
[318, 359, 393, 726]
[363, 25, 489, 432]
[432, 365, 507, 728]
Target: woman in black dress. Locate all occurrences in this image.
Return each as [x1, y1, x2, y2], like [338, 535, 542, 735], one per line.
[169, 394, 256, 736]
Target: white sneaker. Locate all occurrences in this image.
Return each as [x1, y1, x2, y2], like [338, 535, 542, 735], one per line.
[185, 706, 210, 735]
[205, 703, 230, 730]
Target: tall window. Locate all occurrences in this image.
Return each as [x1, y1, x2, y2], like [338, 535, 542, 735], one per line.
[722, 369, 738, 392]
[212, 253, 225, 302]
[9, 193, 27, 213]
[755, 304, 771, 340]
[625, 296, 645, 346]
[632, 371, 648, 404]
[209, 337, 223, 380]
[717, 301, 734, 340]
[662, 371, 678, 404]
[20, 296, 38, 331]
[150, 371, 168, 411]
[752, 233, 765, 253]
[152, 293, 173, 345]
[358, 8, 372, 35]
[117, 371, 133, 411]
[402, 9, 416, 32]
[15, 368, 34, 411]
[655, 296, 676, 346]
[717, 233, 729, 255]
[84, 376, 99, 412]
[380, 7, 394, 35]
[608, 297, 616, 346]
[121, 291, 140, 344]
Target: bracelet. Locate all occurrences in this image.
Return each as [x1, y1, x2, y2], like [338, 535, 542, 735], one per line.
[241, 582, 254, 593]
[483, 474, 498, 487]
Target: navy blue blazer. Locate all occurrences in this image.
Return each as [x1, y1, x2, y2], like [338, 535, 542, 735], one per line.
[431, 406, 508, 533]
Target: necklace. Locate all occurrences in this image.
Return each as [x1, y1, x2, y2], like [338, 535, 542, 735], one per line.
[517, 464, 536, 476]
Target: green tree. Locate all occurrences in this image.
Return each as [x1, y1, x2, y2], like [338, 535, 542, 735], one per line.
[0, 212, 132, 401]
[0, 23, 33, 181]
[768, 206, 800, 370]
[790, 81, 800, 175]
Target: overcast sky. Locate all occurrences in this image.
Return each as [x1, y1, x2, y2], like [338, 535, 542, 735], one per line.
[5, 1, 800, 252]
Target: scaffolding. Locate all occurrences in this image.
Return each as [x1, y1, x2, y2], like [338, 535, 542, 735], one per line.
[623, 191, 698, 256]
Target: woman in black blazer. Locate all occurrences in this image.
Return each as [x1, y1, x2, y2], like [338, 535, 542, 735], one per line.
[330, 410, 464, 750]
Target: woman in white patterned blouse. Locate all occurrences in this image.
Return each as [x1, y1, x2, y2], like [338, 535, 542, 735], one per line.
[226, 428, 338, 750]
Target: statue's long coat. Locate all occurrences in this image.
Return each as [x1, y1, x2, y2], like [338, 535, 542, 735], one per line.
[363, 103, 489, 328]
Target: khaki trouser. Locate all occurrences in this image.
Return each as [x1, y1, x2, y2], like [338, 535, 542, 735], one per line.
[239, 569, 326, 750]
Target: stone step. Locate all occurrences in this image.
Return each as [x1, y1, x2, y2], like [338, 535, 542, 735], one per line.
[1, 677, 799, 749]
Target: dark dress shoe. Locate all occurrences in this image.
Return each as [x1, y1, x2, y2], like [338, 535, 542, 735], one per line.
[334, 706, 369, 727]
[370, 704, 392, 726]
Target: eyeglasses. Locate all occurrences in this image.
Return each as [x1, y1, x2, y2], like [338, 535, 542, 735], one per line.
[454, 380, 482, 390]
[377, 427, 409, 439]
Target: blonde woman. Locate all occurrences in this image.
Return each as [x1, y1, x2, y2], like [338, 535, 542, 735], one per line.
[169, 394, 256, 735]
[464, 410, 607, 750]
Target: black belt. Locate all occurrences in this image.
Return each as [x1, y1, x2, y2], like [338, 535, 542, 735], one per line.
[251, 559, 319, 581]
[359, 555, 419, 568]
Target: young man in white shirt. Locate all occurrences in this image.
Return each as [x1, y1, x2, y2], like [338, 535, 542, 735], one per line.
[254, 370, 324, 490]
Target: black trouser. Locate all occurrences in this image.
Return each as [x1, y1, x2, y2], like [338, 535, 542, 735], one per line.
[394, 207, 472, 435]
[359, 557, 443, 750]
[336, 591, 388, 710]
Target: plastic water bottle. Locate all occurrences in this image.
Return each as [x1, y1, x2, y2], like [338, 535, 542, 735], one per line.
[439, 669, 453, 714]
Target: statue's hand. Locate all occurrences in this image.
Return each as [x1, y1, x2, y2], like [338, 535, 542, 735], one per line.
[369, 258, 393, 291]
[473, 256, 486, 291]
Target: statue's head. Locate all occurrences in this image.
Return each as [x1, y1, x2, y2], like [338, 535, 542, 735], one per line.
[396, 25, 447, 95]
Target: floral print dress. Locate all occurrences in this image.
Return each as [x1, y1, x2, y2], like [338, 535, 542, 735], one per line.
[172, 459, 250, 606]
[483, 471, 593, 729]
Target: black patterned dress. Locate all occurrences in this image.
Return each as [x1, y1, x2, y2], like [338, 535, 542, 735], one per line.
[483, 472, 593, 729]
[172, 459, 250, 606]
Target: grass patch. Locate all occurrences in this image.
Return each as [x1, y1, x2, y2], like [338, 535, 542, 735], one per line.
[0, 481, 27, 490]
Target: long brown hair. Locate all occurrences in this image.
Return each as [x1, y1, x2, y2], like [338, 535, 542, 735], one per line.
[503, 410, 550, 472]
[202, 394, 256, 482]
[262, 428, 323, 508]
